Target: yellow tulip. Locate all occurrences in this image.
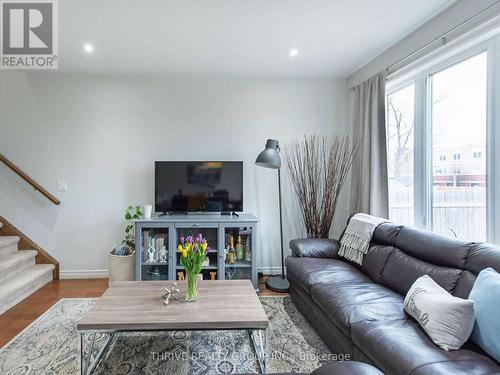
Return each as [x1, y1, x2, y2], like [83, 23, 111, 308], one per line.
[177, 245, 183, 252]
[202, 243, 208, 251]
[182, 250, 187, 258]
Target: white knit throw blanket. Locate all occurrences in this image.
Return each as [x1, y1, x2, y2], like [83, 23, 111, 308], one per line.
[338, 213, 387, 265]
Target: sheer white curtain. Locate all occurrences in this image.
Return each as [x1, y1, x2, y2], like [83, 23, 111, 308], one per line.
[350, 71, 389, 218]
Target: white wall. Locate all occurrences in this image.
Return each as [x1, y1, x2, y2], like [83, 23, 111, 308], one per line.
[0, 72, 348, 277]
[346, 0, 500, 88]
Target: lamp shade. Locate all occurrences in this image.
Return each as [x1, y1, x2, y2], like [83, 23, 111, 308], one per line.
[255, 139, 281, 169]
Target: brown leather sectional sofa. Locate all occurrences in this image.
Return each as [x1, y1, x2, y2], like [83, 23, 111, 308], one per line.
[286, 222, 500, 375]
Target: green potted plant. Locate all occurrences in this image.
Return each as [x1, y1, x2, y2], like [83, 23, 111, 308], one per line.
[108, 206, 143, 285]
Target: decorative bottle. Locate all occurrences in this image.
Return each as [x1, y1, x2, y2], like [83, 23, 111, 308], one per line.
[245, 238, 252, 263]
[236, 235, 244, 261]
[227, 236, 236, 264]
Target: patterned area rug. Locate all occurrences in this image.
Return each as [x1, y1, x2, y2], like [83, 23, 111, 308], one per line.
[0, 297, 331, 374]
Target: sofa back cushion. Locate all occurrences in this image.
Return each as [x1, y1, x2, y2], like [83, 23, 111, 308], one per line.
[393, 226, 471, 269]
[450, 242, 500, 299]
[359, 244, 393, 282]
[364, 223, 468, 295]
[378, 248, 462, 295]
[453, 271, 477, 299]
[455, 243, 500, 298]
[465, 243, 500, 274]
[357, 222, 500, 297]
[373, 223, 472, 268]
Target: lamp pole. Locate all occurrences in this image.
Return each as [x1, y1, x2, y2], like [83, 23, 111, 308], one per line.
[277, 168, 285, 279]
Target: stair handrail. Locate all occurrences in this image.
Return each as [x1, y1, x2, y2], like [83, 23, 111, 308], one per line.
[0, 153, 61, 205]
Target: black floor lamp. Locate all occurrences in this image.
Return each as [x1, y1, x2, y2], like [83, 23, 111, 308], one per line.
[255, 139, 290, 293]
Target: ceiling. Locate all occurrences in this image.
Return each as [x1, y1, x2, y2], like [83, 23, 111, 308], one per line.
[58, 0, 455, 77]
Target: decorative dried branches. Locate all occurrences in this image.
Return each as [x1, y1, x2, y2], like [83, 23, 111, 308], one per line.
[283, 135, 360, 238]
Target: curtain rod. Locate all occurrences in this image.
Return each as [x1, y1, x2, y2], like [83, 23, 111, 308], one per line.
[350, 0, 500, 90]
[387, 1, 500, 75]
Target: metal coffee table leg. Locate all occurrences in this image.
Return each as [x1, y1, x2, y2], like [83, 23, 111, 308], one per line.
[77, 331, 84, 375]
[77, 331, 114, 375]
[249, 329, 267, 374]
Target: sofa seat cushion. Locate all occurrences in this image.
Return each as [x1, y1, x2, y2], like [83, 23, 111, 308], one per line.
[352, 320, 500, 375]
[286, 256, 371, 295]
[311, 282, 405, 337]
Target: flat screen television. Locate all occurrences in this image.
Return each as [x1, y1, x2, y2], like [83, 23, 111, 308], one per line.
[155, 161, 243, 213]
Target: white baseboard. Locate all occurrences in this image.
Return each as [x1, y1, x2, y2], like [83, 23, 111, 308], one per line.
[60, 269, 108, 279]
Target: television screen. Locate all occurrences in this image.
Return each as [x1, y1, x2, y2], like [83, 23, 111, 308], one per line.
[155, 161, 243, 213]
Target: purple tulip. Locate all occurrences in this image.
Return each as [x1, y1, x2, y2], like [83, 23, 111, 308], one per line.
[187, 235, 193, 244]
[180, 236, 185, 243]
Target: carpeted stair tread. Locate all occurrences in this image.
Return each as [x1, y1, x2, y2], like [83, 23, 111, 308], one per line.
[0, 264, 54, 315]
[0, 250, 37, 282]
[0, 236, 21, 257]
[0, 235, 20, 250]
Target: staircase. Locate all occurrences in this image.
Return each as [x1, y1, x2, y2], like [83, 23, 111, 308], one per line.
[0, 221, 55, 315]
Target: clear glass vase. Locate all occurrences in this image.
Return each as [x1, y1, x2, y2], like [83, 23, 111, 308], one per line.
[185, 272, 199, 302]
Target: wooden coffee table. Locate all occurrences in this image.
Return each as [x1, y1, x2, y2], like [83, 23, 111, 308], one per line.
[77, 280, 269, 374]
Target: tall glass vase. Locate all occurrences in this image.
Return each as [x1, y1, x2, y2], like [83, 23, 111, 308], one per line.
[185, 272, 199, 302]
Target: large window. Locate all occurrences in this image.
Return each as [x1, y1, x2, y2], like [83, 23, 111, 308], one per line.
[430, 52, 487, 241]
[386, 49, 490, 242]
[387, 84, 415, 226]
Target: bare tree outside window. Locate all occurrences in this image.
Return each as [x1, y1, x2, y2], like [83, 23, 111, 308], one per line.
[387, 96, 414, 185]
[386, 84, 415, 225]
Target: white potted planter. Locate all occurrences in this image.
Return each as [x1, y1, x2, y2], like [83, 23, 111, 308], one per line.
[108, 247, 135, 286]
[109, 205, 143, 285]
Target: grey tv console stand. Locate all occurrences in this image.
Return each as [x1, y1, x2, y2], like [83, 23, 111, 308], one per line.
[134, 213, 259, 289]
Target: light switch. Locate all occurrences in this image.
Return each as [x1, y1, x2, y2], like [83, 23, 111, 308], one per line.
[56, 180, 68, 191]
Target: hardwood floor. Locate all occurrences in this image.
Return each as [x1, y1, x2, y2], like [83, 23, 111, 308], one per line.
[0, 278, 108, 348]
[0, 276, 286, 348]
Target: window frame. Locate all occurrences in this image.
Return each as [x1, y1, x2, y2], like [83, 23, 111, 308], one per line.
[386, 38, 496, 242]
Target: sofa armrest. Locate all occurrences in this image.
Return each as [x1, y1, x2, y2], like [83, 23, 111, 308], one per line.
[289, 238, 339, 258]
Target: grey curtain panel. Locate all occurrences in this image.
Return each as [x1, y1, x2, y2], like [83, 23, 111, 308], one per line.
[350, 71, 389, 218]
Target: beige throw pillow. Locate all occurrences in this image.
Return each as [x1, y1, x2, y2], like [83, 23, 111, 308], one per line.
[404, 275, 475, 351]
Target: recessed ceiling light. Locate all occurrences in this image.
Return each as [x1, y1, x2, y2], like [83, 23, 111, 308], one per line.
[289, 49, 298, 57]
[83, 43, 94, 53]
